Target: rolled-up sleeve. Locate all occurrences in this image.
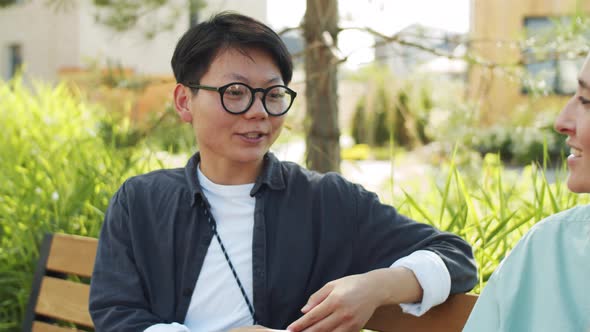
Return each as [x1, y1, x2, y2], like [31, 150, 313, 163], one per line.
[392, 250, 451, 316]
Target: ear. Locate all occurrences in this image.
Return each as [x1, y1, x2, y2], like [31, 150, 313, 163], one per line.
[174, 84, 194, 123]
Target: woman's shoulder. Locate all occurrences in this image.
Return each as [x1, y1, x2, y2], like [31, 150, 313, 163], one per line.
[490, 205, 590, 272]
[526, 204, 590, 239]
[465, 204, 590, 331]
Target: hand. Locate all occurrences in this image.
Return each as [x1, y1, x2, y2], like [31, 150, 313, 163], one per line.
[287, 268, 422, 332]
[286, 273, 383, 332]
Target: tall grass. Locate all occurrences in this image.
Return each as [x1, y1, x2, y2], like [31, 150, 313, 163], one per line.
[393, 152, 588, 292]
[0, 79, 161, 331]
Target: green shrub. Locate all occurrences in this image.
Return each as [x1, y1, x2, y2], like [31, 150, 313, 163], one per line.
[350, 96, 369, 145]
[349, 67, 438, 150]
[390, 90, 415, 148]
[0, 79, 161, 331]
[473, 125, 566, 166]
[472, 125, 514, 161]
[373, 87, 391, 146]
[415, 87, 433, 145]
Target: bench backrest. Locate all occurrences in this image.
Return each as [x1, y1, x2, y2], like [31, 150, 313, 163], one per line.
[24, 233, 477, 331]
[24, 233, 97, 332]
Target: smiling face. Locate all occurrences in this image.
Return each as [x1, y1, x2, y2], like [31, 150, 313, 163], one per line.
[554, 53, 590, 193]
[174, 47, 286, 184]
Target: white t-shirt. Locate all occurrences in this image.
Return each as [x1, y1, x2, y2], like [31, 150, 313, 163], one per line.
[183, 167, 257, 331]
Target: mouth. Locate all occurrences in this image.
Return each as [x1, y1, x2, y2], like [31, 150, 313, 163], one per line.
[237, 132, 266, 140]
[569, 146, 582, 158]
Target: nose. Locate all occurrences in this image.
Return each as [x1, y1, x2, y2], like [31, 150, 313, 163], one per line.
[243, 91, 268, 119]
[554, 96, 576, 135]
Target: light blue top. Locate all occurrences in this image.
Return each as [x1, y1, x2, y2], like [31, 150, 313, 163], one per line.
[464, 205, 590, 332]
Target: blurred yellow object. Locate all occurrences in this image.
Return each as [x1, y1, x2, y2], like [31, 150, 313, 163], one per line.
[341, 144, 370, 160]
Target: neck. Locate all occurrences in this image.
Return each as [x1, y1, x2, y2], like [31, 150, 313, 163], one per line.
[198, 156, 263, 185]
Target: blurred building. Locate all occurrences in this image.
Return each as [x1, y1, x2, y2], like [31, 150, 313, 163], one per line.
[0, 0, 269, 82]
[469, 0, 590, 124]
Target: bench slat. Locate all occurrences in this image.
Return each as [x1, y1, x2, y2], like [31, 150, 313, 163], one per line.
[32, 321, 83, 332]
[46, 234, 97, 278]
[365, 294, 478, 332]
[35, 276, 93, 328]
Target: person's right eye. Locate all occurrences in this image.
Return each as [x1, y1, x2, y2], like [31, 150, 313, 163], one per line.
[578, 95, 590, 105]
[226, 89, 245, 97]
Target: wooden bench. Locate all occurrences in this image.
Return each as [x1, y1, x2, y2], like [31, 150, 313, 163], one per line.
[24, 233, 477, 331]
[24, 233, 97, 332]
[364, 294, 478, 332]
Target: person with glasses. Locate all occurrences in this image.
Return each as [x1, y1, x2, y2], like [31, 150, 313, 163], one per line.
[463, 51, 590, 332]
[89, 12, 477, 332]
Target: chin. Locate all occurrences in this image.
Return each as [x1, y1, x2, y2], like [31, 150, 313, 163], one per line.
[567, 177, 590, 194]
[233, 150, 267, 163]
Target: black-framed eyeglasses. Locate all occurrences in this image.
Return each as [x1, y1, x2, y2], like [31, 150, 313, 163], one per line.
[186, 82, 297, 116]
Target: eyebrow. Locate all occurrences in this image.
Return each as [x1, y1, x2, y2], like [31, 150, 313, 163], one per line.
[224, 73, 283, 85]
[578, 78, 589, 90]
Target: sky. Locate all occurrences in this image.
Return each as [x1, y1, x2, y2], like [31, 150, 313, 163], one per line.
[267, 0, 470, 68]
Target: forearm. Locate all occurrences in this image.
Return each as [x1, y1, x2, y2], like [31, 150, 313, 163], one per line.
[365, 267, 423, 306]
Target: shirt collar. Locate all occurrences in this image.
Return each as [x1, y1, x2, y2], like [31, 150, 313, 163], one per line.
[184, 152, 286, 206]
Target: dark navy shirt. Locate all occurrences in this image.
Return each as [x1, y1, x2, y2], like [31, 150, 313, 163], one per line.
[89, 152, 477, 331]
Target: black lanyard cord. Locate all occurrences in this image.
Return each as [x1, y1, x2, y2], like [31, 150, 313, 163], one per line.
[201, 201, 258, 325]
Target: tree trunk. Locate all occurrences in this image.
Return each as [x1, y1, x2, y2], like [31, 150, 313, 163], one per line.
[303, 0, 340, 173]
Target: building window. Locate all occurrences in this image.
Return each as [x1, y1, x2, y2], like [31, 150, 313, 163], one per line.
[8, 44, 23, 78]
[522, 16, 585, 95]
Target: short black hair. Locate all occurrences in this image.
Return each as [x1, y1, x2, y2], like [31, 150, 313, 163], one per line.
[171, 12, 293, 86]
